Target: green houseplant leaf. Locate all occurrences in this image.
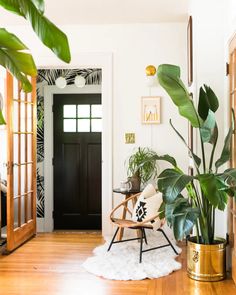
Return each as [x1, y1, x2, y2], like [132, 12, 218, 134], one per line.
[0, 0, 70, 63]
[0, 49, 36, 92]
[151, 154, 177, 168]
[0, 0, 71, 93]
[158, 169, 193, 203]
[198, 85, 219, 120]
[165, 196, 199, 240]
[197, 174, 228, 210]
[169, 119, 201, 169]
[215, 110, 235, 170]
[18, 0, 71, 63]
[157, 64, 201, 128]
[0, 28, 37, 92]
[0, 28, 28, 50]
[200, 110, 217, 144]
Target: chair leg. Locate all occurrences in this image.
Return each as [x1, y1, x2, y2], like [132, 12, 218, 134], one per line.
[107, 227, 119, 252]
[142, 228, 148, 245]
[158, 228, 179, 255]
[139, 228, 144, 263]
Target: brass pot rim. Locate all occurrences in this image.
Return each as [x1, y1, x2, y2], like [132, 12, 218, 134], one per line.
[187, 236, 226, 249]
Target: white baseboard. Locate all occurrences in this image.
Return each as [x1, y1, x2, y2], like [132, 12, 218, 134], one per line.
[37, 218, 45, 232]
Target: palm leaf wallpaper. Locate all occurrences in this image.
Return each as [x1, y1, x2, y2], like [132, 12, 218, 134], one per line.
[36, 68, 102, 217]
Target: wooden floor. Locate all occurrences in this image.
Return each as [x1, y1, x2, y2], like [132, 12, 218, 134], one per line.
[0, 232, 235, 295]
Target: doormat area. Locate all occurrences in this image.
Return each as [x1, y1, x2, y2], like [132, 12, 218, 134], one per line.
[83, 230, 182, 280]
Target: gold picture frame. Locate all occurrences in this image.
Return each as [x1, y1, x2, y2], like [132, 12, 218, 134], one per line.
[141, 96, 161, 124]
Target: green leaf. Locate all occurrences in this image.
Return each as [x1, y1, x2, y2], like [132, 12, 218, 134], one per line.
[18, 0, 71, 63]
[151, 154, 177, 168]
[219, 168, 236, 187]
[215, 109, 235, 169]
[157, 64, 201, 128]
[0, 110, 6, 125]
[0, 49, 35, 92]
[200, 109, 217, 144]
[170, 119, 201, 168]
[157, 169, 193, 203]
[158, 201, 165, 220]
[0, 0, 23, 16]
[31, 0, 44, 13]
[0, 28, 28, 50]
[165, 196, 199, 240]
[198, 85, 219, 120]
[197, 174, 228, 210]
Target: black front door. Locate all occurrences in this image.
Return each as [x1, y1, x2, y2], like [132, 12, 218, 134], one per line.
[53, 93, 102, 229]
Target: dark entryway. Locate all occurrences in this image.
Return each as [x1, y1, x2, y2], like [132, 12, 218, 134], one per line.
[53, 93, 102, 229]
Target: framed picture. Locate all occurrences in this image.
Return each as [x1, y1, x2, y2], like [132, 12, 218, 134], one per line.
[187, 16, 193, 86]
[141, 96, 161, 124]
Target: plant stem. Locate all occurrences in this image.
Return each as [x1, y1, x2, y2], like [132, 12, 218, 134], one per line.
[200, 134, 206, 173]
[212, 208, 215, 243]
[209, 127, 218, 172]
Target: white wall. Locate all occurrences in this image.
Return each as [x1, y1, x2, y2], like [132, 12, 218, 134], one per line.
[3, 23, 188, 233]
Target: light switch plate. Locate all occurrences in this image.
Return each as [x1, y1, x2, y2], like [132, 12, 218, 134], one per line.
[125, 133, 135, 144]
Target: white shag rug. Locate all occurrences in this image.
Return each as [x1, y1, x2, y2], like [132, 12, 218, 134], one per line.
[83, 228, 182, 280]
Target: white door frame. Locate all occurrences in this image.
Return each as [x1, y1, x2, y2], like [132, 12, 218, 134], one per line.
[42, 53, 113, 237]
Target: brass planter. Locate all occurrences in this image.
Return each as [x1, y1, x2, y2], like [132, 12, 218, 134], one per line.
[187, 237, 226, 282]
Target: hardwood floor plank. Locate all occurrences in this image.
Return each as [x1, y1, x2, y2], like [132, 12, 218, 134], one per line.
[0, 232, 235, 295]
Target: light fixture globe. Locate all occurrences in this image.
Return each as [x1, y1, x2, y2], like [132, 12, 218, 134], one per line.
[55, 76, 67, 89]
[74, 75, 86, 88]
[145, 65, 156, 76]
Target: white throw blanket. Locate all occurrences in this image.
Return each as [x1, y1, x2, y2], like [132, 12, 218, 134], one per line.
[83, 228, 182, 280]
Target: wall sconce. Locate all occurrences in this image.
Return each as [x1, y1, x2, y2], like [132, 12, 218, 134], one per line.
[145, 65, 157, 87]
[55, 76, 67, 89]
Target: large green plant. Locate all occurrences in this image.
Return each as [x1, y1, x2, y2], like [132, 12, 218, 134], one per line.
[157, 64, 236, 245]
[0, 0, 71, 124]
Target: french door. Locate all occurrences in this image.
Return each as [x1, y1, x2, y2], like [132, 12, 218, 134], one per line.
[6, 72, 37, 252]
[229, 33, 236, 284]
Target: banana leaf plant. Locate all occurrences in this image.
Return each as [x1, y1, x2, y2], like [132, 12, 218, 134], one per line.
[156, 64, 236, 245]
[0, 0, 71, 95]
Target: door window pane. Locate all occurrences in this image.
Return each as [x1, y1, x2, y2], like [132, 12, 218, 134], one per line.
[77, 105, 90, 117]
[77, 119, 90, 132]
[64, 119, 76, 132]
[91, 105, 102, 118]
[91, 119, 102, 132]
[63, 105, 76, 118]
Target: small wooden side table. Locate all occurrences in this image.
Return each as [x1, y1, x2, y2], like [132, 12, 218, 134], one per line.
[113, 188, 141, 241]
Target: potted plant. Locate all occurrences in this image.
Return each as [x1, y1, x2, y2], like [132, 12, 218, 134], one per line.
[156, 64, 236, 281]
[126, 147, 159, 190]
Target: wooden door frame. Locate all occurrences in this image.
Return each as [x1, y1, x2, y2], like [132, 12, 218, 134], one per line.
[41, 54, 113, 237]
[228, 31, 236, 283]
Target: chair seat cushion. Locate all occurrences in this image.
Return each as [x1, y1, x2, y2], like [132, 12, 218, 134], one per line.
[111, 218, 153, 228]
[132, 190, 163, 224]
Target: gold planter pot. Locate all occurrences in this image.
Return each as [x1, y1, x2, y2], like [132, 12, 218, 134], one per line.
[187, 237, 226, 282]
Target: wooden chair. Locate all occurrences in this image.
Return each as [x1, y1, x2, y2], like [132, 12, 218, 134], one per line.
[107, 192, 178, 263]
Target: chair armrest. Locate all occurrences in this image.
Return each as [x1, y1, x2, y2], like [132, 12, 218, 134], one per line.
[110, 192, 141, 221]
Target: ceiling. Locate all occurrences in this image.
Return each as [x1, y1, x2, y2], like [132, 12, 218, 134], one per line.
[0, 0, 188, 25]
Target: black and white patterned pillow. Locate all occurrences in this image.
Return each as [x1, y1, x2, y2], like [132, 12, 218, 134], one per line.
[132, 192, 163, 223]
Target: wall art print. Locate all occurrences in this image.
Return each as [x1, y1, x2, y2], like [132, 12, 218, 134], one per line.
[36, 68, 102, 217]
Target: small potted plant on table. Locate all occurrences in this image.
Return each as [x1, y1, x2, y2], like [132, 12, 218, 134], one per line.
[126, 147, 159, 190]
